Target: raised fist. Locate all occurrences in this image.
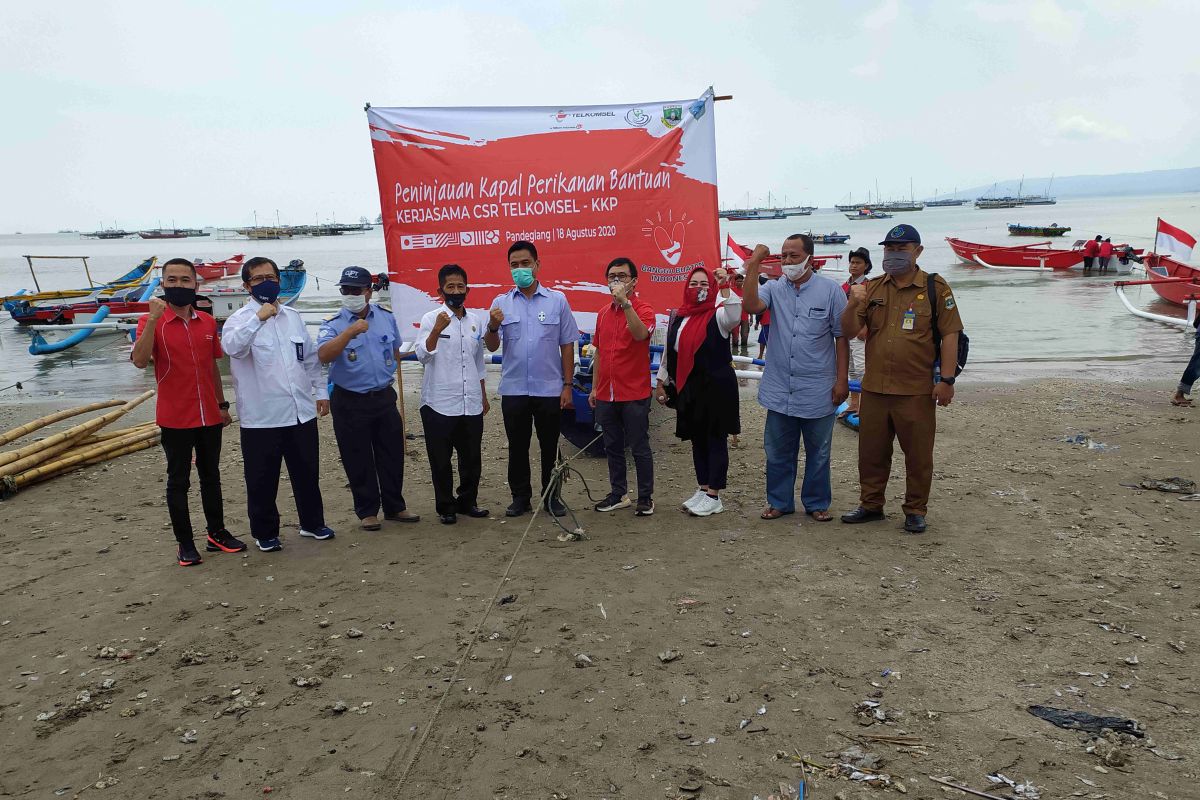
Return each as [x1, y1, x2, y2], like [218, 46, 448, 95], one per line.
[610, 281, 629, 305]
[751, 244, 771, 261]
[147, 296, 167, 320]
[848, 283, 867, 305]
[348, 318, 370, 337]
[433, 310, 452, 332]
[488, 306, 505, 329]
[256, 301, 279, 321]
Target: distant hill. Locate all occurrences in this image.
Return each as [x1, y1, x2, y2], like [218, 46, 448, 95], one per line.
[938, 167, 1200, 200]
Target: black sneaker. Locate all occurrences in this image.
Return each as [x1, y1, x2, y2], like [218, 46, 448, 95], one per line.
[205, 529, 247, 553]
[177, 540, 203, 567]
[634, 499, 655, 516]
[545, 496, 568, 517]
[594, 494, 631, 512]
[505, 499, 531, 517]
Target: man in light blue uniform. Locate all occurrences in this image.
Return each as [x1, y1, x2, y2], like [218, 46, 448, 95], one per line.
[317, 266, 420, 530]
[483, 240, 579, 518]
[741, 234, 850, 522]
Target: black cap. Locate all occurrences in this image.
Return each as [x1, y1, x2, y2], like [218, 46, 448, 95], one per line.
[878, 224, 921, 246]
[336, 266, 372, 287]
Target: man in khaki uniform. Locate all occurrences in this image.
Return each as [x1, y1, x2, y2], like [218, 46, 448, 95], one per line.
[839, 224, 962, 533]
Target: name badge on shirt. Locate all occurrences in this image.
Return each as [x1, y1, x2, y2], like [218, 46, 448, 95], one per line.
[348, 348, 358, 362]
[294, 341, 304, 362]
[901, 307, 916, 331]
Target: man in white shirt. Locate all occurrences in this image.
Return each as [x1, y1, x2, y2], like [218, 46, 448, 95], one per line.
[415, 265, 490, 525]
[221, 256, 333, 552]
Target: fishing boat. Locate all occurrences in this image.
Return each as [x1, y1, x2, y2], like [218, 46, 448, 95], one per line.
[82, 228, 134, 239]
[24, 261, 308, 333]
[876, 200, 925, 212]
[137, 229, 188, 239]
[1008, 223, 1071, 237]
[947, 237, 1142, 272]
[194, 254, 246, 283]
[727, 210, 786, 221]
[926, 198, 967, 207]
[844, 208, 892, 220]
[3, 256, 158, 318]
[810, 232, 851, 244]
[975, 197, 1022, 209]
[779, 206, 815, 216]
[1141, 254, 1200, 306]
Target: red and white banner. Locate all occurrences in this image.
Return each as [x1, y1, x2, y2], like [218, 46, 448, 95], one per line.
[367, 90, 719, 336]
[1156, 217, 1196, 261]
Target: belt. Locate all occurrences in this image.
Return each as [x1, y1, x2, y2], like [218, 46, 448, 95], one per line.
[334, 383, 393, 396]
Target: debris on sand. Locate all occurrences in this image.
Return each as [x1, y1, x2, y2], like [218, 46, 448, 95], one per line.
[293, 676, 323, 688]
[658, 650, 681, 664]
[1026, 705, 1143, 737]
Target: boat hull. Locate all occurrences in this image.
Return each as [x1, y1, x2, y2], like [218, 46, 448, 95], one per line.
[946, 237, 1082, 269]
[1143, 254, 1200, 306]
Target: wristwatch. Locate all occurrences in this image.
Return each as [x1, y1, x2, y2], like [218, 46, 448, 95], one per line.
[218, 401, 231, 410]
[563, 382, 572, 388]
[939, 376, 956, 386]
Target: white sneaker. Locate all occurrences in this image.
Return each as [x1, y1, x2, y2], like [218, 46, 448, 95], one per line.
[688, 494, 724, 517]
[681, 489, 706, 512]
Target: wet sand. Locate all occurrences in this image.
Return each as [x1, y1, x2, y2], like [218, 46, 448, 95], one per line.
[1, 377, 1198, 799]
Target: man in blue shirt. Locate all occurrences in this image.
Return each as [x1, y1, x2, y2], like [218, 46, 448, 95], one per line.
[484, 241, 579, 517]
[317, 266, 420, 530]
[741, 234, 850, 523]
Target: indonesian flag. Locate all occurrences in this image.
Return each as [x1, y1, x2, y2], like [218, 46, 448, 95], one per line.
[1156, 218, 1196, 260]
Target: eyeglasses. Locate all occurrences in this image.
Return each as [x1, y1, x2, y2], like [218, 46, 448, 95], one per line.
[247, 274, 277, 285]
[607, 273, 632, 282]
[339, 286, 366, 296]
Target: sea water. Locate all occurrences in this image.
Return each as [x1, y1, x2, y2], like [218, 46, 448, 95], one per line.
[0, 193, 1197, 401]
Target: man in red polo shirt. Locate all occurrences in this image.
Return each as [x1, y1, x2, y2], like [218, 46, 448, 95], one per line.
[132, 258, 240, 567]
[588, 257, 656, 516]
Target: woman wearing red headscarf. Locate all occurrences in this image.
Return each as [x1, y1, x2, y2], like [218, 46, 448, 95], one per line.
[654, 266, 742, 517]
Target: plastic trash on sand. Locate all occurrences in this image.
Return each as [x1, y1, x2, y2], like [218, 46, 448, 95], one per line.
[1026, 705, 1144, 737]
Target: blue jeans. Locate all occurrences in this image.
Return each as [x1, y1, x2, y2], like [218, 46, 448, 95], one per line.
[764, 409, 836, 513]
[1180, 332, 1200, 394]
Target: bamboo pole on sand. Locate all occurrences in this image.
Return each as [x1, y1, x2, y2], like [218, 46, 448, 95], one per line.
[0, 399, 125, 447]
[0, 390, 154, 471]
[2, 430, 160, 496]
[2, 427, 159, 478]
[79, 422, 158, 446]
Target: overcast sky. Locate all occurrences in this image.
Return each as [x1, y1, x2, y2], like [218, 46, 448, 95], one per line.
[3, 0, 1197, 231]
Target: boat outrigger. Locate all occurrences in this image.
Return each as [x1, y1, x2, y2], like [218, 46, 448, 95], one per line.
[1114, 254, 1199, 328]
[3, 256, 157, 318]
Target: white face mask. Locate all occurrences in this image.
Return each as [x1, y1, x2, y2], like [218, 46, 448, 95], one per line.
[342, 294, 367, 313]
[782, 256, 810, 282]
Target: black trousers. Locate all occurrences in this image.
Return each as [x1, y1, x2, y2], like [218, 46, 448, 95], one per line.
[159, 425, 225, 544]
[595, 398, 653, 501]
[331, 385, 407, 519]
[691, 432, 729, 491]
[500, 394, 562, 502]
[419, 406, 484, 515]
[240, 419, 324, 539]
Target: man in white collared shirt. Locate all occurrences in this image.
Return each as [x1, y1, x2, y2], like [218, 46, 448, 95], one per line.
[415, 264, 490, 525]
[221, 256, 333, 552]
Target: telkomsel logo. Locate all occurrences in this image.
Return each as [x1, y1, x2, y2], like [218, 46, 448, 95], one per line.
[401, 230, 500, 250]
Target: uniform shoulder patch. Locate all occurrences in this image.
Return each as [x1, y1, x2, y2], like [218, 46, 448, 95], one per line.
[944, 296, 956, 309]
[322, 312, 340, 322]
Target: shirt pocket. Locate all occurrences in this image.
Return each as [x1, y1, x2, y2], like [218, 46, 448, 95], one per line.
[251, 335, 277, 364]
[500, 314, 521, 341]
[290, 335, 306, 363]
[800, 306, 829, 336]
[537, 313, 560, 340]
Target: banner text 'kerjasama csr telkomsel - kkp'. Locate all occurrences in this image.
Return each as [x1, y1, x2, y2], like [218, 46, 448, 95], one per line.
[366, 89, 719, 337]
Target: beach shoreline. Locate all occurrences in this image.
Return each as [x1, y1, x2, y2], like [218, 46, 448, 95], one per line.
[1, 377, 1197, 799]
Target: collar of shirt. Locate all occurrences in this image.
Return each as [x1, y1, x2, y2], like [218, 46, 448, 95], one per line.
[881, 267, 926, 290]
[163, 305, 198, 323]
[509, 283, 549, 300]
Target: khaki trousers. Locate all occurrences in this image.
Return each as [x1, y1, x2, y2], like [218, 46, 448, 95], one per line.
[858, 391, 936, 515]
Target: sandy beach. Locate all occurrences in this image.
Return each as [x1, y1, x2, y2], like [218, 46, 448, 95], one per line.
[1, 377, 1198, 800]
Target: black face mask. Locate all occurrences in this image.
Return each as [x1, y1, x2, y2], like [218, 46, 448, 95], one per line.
[162, 286, 196, 307]
[443, 292, 467, 309]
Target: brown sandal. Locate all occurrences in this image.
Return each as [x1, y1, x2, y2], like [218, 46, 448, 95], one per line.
[760, 506, 792, 520]
[807, 510, 833, 522]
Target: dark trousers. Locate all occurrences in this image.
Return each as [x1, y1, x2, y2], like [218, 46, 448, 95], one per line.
[159, 424, 225, 544]
[690, 432, 729, 491]
[1180, 332, 1200, 394]
[240, 419, 324, 539]
[595, 398, 653, 501]
[331, 385, 407, 519]
[419, 405, 484, 515]
[1083, 256, 1095, 271]
[501, 394, 561, 502]
[738, 320, 751, 352]
[858, 391, 936, 515]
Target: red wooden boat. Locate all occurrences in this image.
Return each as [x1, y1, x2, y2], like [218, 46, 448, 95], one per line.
[946, 237, 1083, 270]
[1142, 254, 1200, 306]
[726, 236, 840, 278]
[194, 254, 245, 282]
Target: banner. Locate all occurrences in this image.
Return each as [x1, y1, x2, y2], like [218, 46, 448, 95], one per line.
[367, 90, 719, 337]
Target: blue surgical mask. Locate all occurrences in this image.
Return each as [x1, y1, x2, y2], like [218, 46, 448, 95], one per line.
[511, 267, 535, 288]
[251, 280, 281, 304]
